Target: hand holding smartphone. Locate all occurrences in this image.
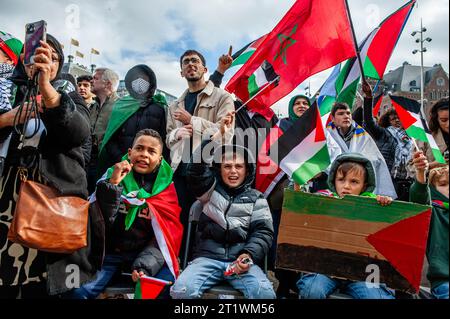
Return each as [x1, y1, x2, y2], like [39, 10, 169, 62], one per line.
[24, 20, 47, 66]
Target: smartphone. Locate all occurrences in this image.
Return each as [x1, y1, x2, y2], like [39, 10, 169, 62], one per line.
[23, 20, 47, 65]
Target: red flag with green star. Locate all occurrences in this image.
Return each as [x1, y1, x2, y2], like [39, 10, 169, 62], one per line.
[225, 0, 356, 111]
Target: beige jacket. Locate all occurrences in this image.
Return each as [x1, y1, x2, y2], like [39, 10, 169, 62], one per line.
[166, 81, 235, 171]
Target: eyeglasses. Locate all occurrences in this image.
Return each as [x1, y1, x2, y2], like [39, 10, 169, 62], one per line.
[182, 57, 202, 66]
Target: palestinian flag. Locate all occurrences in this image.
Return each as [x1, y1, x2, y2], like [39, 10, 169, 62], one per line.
[277, 190, 431, 293]
[316, 0, 416, 112]
[231, 35, 267, 68]
[135, 276, 172, 299]
[255, 122, 285, 197]
[391, 95, 446, 164]
[372, 92, 384, 117]
[247, 60, 280, 98]
[269, 104, 330, 186]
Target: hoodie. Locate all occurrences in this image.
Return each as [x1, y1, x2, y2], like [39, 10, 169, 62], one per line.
[186, 139, 273, 265]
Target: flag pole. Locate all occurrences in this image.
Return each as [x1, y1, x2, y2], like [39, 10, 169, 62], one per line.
[235, 76, 280, 113]
[344, 0, 366, 86]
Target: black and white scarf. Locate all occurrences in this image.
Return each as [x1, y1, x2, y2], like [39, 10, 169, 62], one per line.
[0, 63, 14, 113]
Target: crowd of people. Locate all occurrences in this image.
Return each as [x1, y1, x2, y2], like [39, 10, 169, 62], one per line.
[0, 29, 448, 300]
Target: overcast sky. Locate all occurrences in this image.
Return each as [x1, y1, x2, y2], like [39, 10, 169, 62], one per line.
[1, 0, 448, 116]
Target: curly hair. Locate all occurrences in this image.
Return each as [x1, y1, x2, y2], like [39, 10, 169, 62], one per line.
[378, 108, 398, 128]
[429, 97, 449, 134]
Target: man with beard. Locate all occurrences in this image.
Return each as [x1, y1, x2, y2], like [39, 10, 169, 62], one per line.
[166, 50, 234, 260]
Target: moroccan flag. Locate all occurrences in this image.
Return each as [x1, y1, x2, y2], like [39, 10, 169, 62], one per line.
[225, 0, 355, 111]
[317, 0, 416, 112]
[277, 190, 431, 293]
[135, 276, 172, 299]
[390, 95, 446, 164]
[269, 104, 330, 186]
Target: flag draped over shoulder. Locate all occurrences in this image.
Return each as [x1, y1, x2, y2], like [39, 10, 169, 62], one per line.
[390, 95, 446, 164]
[97, 95, 168, 174]
[317, 0, 416, 115]
[225, 0, 356, 111]
[327, 122, 398, 198]
[93, 155, 183, 280]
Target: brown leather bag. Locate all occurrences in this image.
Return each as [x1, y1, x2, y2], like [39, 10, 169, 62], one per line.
[8, 169, 89, 254]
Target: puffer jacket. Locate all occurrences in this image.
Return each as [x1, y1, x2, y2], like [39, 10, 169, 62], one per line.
[186, 139, 273, 265]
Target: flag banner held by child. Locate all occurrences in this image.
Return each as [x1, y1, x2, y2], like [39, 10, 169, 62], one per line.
[277, 190, 431, 293]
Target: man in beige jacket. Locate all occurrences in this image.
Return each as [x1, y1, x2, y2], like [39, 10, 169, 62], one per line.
[166, 50, 234, 258]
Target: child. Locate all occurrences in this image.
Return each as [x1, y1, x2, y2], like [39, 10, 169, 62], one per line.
[170, 113, 276, 299]
[410, 151, 449, 299]
[68, 129, 183, 299]
[297, 153, 395, 299]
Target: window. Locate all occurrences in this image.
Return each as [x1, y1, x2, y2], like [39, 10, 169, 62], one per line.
[436, 77, 445, 86]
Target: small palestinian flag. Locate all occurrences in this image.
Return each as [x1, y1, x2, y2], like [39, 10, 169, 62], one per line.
[231, 35, 267, 68]
[269, 103, 330, 186]
[247, 60, 280, 98]
[391, 95, 446, 164]
[277, 190, 431, 293]
[135, 276, 172, 299]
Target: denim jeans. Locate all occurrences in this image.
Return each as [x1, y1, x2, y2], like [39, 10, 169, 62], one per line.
[65, 254, 174, 299]
[170, 257, 276, 299]
[297, 273, 395, 299]
[432, 282, 449, 299]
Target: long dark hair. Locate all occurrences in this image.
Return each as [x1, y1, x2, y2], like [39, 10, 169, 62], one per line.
[429, 97, 449, 134]
[378, 108, 398, 128]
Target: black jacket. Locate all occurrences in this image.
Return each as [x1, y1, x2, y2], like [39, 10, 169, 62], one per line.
[363, 97, 397, 173]
[95, 176, 165, 277]
[99, 101, 168, 177]
[187, 139, 273, 265]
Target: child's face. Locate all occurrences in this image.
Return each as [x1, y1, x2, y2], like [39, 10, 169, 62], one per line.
[335, 169, 366, 197]
[128, 135, 162, 174]
[220, 153, 247, 189]
[434, 175, 449, 198]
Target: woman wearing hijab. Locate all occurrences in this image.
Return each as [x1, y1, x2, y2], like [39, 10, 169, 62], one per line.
[0, 34, 101, 299]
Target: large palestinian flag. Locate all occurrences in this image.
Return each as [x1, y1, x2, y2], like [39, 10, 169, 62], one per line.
[391, 95, 446, 164]
[269, 104, 330, 186]
[277, 190, 431, 293]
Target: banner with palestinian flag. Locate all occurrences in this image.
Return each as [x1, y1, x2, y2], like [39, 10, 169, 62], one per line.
[269, 103, 330, 186]
[317, 0, 416, 116]
[277, 190, 431, 293]
[225, 0, 356, 112]
[390, 95, 446, 164]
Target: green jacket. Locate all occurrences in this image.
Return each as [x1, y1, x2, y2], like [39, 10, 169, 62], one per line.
[410, 181, 449, 289]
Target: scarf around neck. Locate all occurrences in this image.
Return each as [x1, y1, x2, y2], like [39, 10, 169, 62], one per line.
[105, 154, 173, 230]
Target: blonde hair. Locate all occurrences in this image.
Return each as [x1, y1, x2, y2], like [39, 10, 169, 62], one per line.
[429, 166, 449, 186]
